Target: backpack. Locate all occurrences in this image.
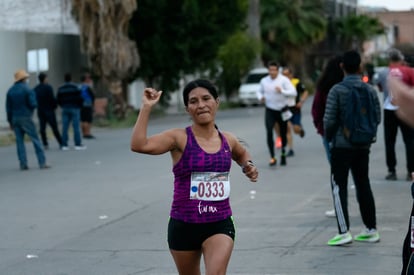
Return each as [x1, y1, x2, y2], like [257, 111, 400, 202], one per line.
[340, 81, 378, 146]
[80, 85, 92, 107]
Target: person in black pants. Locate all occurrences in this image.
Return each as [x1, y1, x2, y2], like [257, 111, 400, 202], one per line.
[34, 72, 62, 149]
[324, 50, 381, 246]
[375, 49, 414, 181]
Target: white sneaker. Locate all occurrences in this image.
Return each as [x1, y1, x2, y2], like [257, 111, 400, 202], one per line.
[325, 209, 336, 217]
[61, 146, 70, 151]
[74, 145, 87, 150]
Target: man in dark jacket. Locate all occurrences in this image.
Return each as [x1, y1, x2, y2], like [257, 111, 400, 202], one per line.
[323, 50, 381, 246]
[57, 73, 86, 150]
[34, 72, 62, 149]
[6, 69, 50, 170]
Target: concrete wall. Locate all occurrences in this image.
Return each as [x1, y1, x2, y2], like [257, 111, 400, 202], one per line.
[0, 0, 78, 34]
[0, 31, 27, 127]
[0, 31, 87, 127]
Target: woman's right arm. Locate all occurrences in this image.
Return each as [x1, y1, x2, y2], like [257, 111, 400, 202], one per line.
[130, 88, 176, 155]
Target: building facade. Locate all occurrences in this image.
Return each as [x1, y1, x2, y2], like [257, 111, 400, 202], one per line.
[0, 0, 85, 127]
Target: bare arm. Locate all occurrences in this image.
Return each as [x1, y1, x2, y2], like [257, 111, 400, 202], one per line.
[130, 88, 176, 155]
[223, 132, 258, 182]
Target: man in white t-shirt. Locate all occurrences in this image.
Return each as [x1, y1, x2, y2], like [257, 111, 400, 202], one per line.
[257, 61, 296, 166]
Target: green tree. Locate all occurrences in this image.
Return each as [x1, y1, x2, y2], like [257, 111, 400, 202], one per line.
[129, 0, 248, 104]
[216, 31, 260, 100]
[335, 14, 385, 51]
[260, 0, 327, 75]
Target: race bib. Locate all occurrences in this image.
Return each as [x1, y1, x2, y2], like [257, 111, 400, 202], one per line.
[282, 109, 293, 121]
[190, 172, 230, 201]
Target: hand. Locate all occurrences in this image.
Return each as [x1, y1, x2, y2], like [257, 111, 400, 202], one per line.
[275, 86, 282, 93]
[242, 160, 258, 182]
[143, 88, 162, 107]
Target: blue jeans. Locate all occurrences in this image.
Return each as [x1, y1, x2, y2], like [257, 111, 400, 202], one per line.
[61, 108, 82, 146]
[12, 117, 46, 168]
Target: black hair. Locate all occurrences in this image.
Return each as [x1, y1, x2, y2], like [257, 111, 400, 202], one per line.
[267, 60, 280, 68]
[316, 55, 344, 95]
[182, 79, 218, 107]
[64, 73, 72, 82]
[342, 50, 361, 74]
[38, 72, 47, 83]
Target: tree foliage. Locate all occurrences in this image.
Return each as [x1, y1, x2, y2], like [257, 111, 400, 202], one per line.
[260, 0, 327, 70]
[129, 0, 248, 101]
[334, 14, 385, 51]
[216, 31, 260, 100]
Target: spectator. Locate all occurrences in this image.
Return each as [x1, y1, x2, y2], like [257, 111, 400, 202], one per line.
[80, 73, 95, 139]
[6, 69, 50, 170]
[57, 73, 86, 150]
[375, 48, 414, 181]
[323, 50, 381, 246]
[34, 72, 63, 149]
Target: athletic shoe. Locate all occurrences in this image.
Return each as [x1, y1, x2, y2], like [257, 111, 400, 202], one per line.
[20, 165, 29, 171]
[299, 129, 305, 138]
[354, 228, 380, 243]
[287, 149, 295, 157]
[385, 171, 397, 181]
[61, 146, 70, 151]
[280, 155, 286, 166]
[74, 145, 87, 150]
[325, 209, 336, 217]
[269, 158, 277, 166]
[327, 232, 352, 246]
[40, 164, 51, 169]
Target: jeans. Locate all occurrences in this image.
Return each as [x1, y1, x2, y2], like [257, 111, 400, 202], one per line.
[330, 147, 377, 234]
[38, 109, 62, 147]
[61, 107, 82, 146]
[12, 117, 46, 168]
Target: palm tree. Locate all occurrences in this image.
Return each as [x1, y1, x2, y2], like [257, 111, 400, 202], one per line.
[70, 0, 140, 119]
[261, 0, 327, 76]
[335, 14, 385, 51]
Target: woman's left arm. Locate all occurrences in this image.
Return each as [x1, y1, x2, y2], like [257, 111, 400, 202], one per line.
[224, 132, 258, 182]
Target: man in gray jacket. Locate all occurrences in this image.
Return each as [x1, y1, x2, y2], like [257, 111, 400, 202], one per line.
[323, 50, 381, 246]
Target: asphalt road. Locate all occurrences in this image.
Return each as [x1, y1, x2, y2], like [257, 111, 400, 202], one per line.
[0, 98, 411, 275]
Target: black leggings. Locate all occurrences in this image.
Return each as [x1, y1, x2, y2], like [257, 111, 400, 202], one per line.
[265, 107, 287, 158]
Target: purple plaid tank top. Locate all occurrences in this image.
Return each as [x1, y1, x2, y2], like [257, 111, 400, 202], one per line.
[170, 126, 232, 223]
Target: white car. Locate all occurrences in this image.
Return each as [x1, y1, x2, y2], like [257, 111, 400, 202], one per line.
[238, 67, 268, 106]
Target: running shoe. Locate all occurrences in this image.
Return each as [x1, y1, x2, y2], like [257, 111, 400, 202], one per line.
[325, 209, 336, 217]
[280, 155, 286, 166]
[327, 232, 352, 246]
[354, 228, 380, 243]
[75, 145, 87, 150]
[269, 157, 277, 166]
[385, 171, 397, 181]
[287, 149, 294, 157]
[299, 129, 305, 138]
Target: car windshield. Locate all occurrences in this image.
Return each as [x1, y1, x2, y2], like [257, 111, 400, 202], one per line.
[245, 73, 268, 84]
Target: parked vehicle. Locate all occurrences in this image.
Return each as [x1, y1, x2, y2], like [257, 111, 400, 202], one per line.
[238, 68, 268, 106]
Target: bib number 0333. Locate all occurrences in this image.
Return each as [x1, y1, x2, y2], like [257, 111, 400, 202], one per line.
[190, 172, 230, 201]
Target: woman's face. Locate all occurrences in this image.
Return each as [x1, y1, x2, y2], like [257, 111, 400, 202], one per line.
[186, 87, 219, 125]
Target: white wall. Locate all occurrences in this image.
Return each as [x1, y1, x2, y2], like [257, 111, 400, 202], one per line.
[0, 31, 27, 127]
[0, 0, 78, 34]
